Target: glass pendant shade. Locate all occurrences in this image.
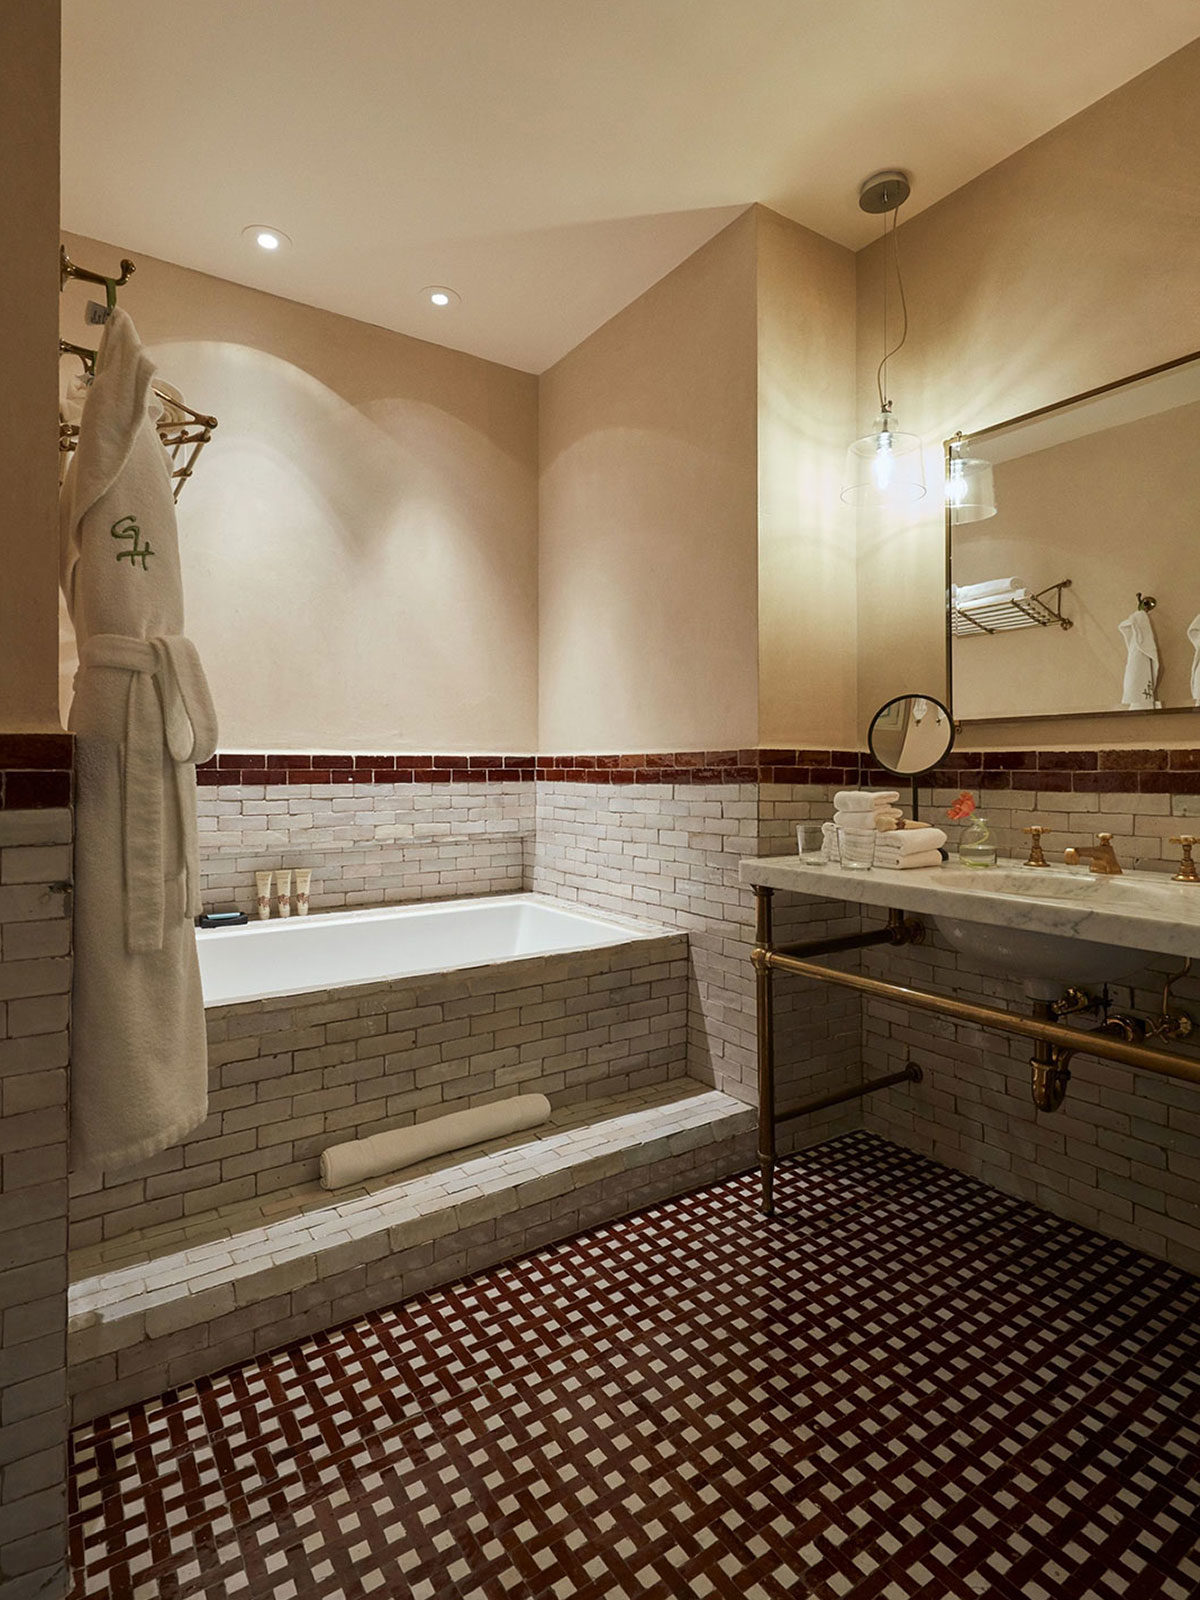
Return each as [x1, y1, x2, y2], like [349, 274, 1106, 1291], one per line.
[840, 407, 927, 507]
[945, 438, 997, 522]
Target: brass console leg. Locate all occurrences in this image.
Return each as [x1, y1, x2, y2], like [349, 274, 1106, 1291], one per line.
[753, 886, 776, 1217]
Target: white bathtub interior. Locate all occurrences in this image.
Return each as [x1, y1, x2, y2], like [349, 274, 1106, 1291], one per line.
[196, 893, 666, 1006]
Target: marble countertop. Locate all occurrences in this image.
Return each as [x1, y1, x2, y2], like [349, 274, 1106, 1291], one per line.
[739, 854, 1200, 962]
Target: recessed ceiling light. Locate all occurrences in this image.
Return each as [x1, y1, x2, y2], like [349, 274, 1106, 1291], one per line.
[242, 224, 291, 252]
[422, 285, 460, 308]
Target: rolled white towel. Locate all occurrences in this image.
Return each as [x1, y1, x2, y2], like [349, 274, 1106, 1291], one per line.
[957, 588, 1029, 613]
[833, 808, 902, 831]
[833, 789, 901, 812]
[876, 826, 948, 857]
[320, 1093, 552, 1190]
[953, 577, 1022, 604]
[876, 850, 944, 871]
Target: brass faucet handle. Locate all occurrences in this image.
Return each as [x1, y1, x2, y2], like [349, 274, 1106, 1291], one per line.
[1097, 832, 1114, 846]
[1170, 836, 1200, 883]
[1022, 825, 1049, 868]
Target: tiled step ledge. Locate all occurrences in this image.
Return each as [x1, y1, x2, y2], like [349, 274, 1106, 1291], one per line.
[67, 1080, 754, 1423]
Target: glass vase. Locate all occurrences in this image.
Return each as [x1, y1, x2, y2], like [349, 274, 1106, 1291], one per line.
[958, 814, 997, 868]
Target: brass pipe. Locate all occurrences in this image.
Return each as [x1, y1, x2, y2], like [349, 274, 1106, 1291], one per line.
[778, 1062, 922, 1123]
[752, 887, 777, 1217]
[764, 950, 1200, 1089]
[775, 908, 923, 960]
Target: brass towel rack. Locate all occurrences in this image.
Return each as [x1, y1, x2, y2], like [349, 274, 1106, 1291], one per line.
[59, 244, 218, 501]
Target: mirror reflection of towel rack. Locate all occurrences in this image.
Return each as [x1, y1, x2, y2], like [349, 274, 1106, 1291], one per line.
[950, 578, 1073, 638]
[58, 244, 218, 501]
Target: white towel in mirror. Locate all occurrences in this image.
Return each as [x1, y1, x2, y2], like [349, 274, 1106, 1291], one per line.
[1189, 615, 1200, 706]
[1118, 610, 1160, 710]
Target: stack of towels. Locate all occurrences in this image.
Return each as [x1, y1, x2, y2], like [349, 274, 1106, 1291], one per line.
[824, 789, 947, 869]
[832, 788, 903, 831]
[952, 577, 1027, 611]
[873, 824, 948, 871]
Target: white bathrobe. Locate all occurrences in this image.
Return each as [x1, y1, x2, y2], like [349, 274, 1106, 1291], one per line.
[60, 308, 218, 1174]
[1118, 610, 1160, 711]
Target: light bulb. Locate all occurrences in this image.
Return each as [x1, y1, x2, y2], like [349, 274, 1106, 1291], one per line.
[241, 224, 291, 253]
[870, 431, 896, 493]
[841, 405, 926, 506]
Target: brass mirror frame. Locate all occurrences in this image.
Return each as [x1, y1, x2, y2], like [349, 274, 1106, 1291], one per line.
[945, 347, 1200, 728]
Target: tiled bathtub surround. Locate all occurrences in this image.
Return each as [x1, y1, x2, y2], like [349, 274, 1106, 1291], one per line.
[67, 1081, 752, 1423]
[69, 929, 688, 1254]
[197, 779, 534, 916]
[0, 805, 72, 1599]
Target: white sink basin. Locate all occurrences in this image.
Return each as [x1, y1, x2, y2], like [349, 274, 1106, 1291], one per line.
[932, 915, 1148, 989]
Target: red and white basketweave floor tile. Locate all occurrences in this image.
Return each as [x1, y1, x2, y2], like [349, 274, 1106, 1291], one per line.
[68, 1133, 1200, 1600]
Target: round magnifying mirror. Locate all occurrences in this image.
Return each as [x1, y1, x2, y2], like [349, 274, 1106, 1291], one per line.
[867, 694, 955, 776]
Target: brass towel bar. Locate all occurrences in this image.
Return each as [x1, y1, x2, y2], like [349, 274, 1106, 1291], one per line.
[58, 244, 218, 500]
[750, 884, 1200, 1216]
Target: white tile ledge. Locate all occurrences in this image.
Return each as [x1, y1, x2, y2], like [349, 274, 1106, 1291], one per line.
[68, 1082, 752, 1340]
[740, 854, 1200, 962]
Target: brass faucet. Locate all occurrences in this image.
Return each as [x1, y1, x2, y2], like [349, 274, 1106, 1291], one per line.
[1063, 832, 1123, 875]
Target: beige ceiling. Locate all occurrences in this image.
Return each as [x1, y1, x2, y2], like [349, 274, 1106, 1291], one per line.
[61, 1, 1200, 374]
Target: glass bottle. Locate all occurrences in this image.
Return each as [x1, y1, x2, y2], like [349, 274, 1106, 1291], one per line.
[958, 814, 997, 868]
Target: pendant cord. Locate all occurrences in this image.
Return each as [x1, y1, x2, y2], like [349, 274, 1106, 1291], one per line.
[875, 204, 909, 411]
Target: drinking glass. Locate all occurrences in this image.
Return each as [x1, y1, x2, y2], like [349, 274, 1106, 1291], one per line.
[796, 823, 826, 861]
[837, 826, 876, 871]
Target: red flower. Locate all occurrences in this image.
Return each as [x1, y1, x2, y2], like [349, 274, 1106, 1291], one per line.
[946, 790, 976, 821]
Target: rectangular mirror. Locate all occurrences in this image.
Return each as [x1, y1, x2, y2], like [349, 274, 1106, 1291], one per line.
[946, 350, 1200, 724]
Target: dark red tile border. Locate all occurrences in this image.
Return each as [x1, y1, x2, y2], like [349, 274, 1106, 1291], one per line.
[193, 746, 1200, 796]
[0, 732, 73, 810]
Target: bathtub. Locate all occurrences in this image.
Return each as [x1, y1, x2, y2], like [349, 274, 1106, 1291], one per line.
[196, 892, 666, 1007]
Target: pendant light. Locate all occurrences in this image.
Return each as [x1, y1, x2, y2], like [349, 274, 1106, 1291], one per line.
[945, 431, 997, 521]
[841, 171, 926, 508]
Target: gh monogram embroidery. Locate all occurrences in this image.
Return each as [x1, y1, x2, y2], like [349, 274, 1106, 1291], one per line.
[111, 515, 154, 569]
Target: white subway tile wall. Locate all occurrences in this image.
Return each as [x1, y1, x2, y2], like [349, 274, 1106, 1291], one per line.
[531, 782, 866, 1150]
[0, 808, 71, 1600]
[929, 782, 1200, 874]
[68, 935, 688, 1253]
[196, 780, 535, 915]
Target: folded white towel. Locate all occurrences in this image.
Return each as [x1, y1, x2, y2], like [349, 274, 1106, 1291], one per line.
[953, 577, 1022, 604]
[876, 850, 943, 871]
[833, 789, 901, 812]
[833, 809, 901, 831]
[876, 826, 948, 857]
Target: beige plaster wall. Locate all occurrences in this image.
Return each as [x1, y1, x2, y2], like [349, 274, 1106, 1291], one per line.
[538, 211, 760, 752]
[855, 38, 1200, 748]
[756, 208, 857, 748]
[1, 7, 62, 733]
[60, 232, 539, 753]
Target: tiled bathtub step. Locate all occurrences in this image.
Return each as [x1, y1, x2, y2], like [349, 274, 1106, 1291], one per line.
[67, 1081, 754, 1422]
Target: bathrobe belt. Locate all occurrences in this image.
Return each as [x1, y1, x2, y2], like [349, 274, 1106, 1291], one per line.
[77, 633, 219, 954]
